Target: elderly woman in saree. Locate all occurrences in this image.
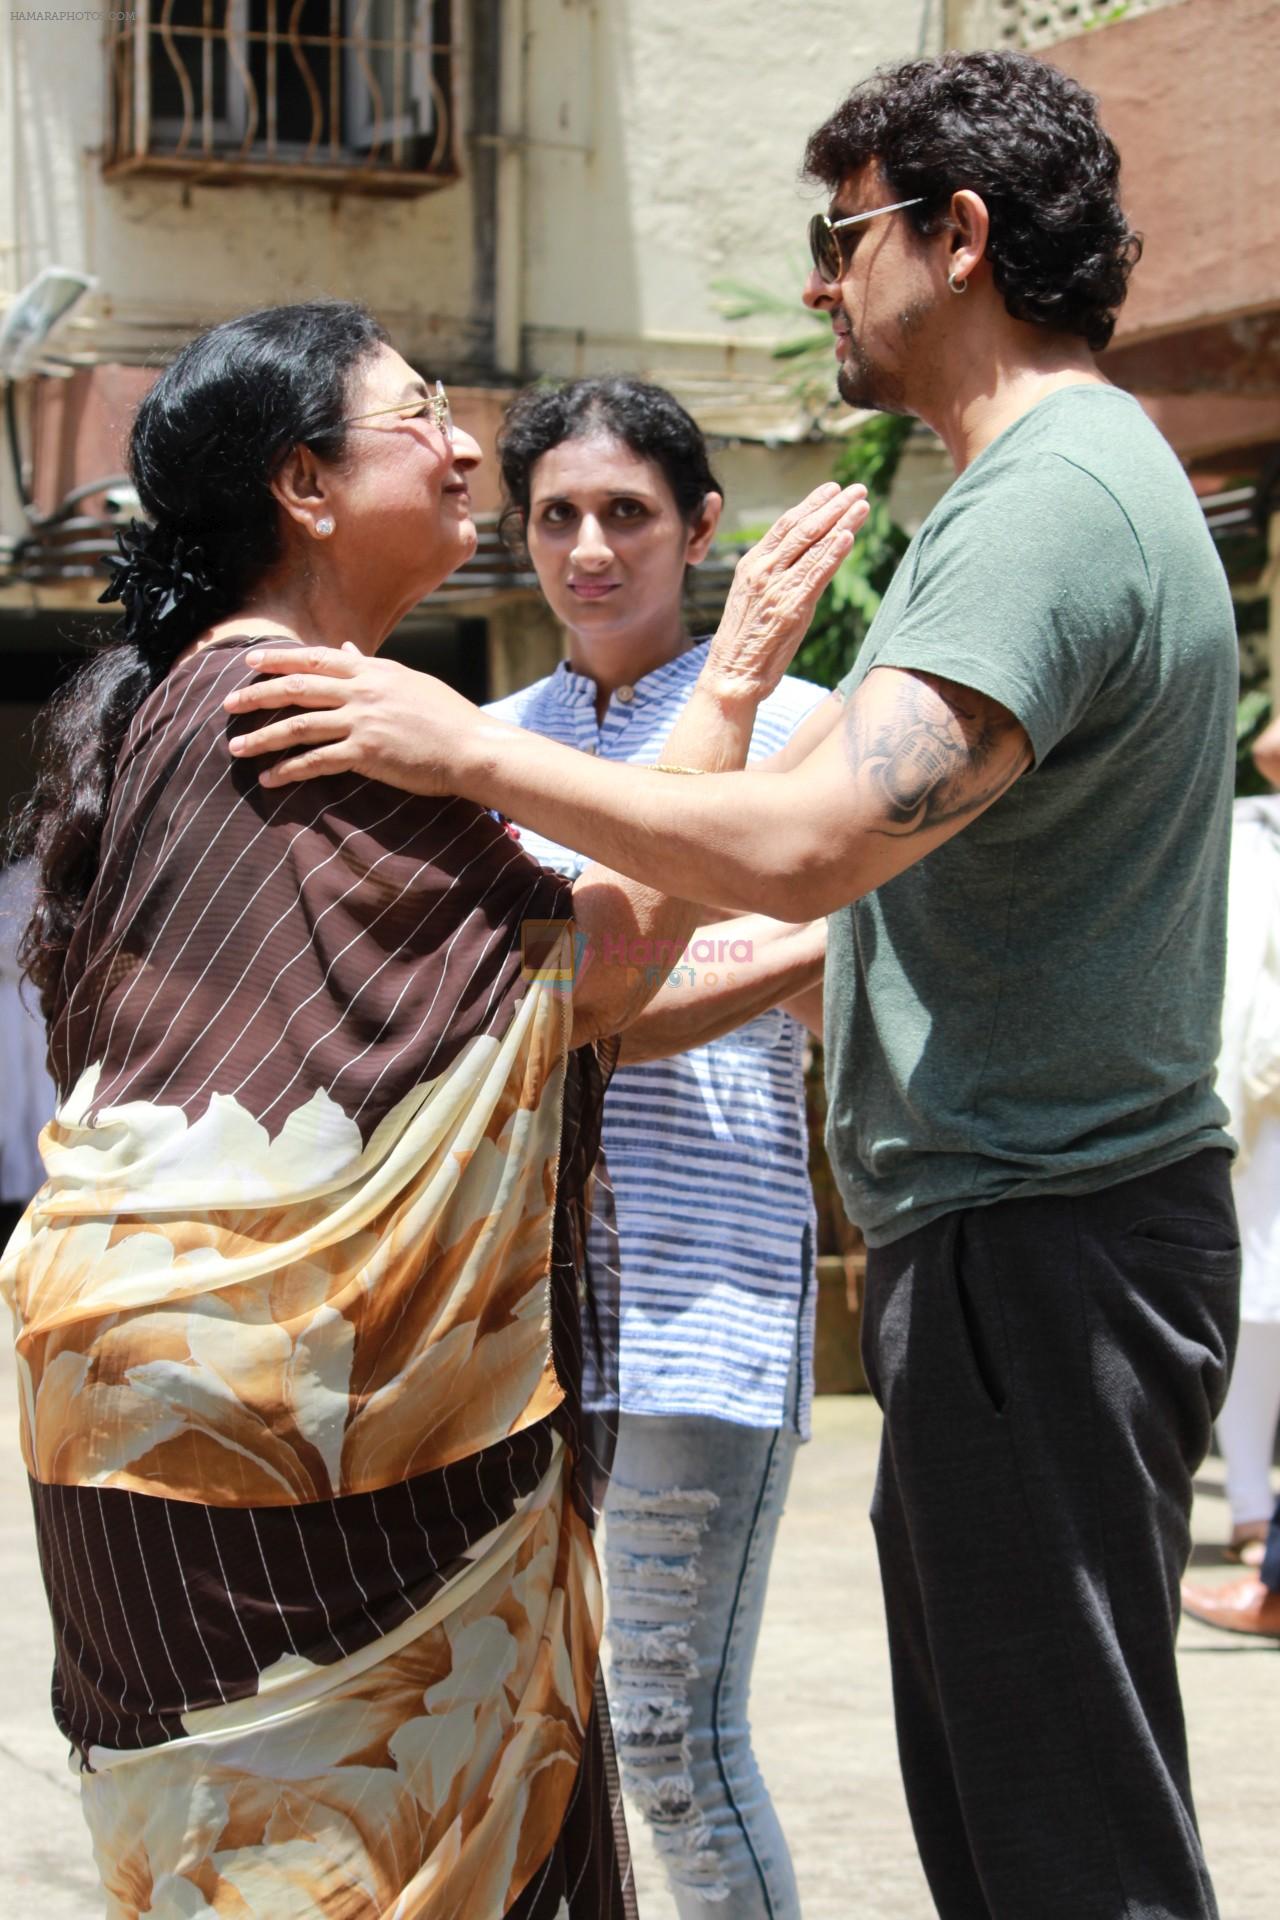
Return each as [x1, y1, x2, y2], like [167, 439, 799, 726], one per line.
[0, 300, 865, 1920]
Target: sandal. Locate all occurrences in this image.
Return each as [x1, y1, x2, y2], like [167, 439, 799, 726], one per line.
[1224, 1528, 1268, 1568]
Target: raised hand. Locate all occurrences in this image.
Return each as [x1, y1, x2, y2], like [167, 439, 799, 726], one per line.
[703, 480, 868, 704]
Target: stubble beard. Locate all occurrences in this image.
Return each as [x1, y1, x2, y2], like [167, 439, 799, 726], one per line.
[836, 351, 906, 415]
[835, 296, 932, 418]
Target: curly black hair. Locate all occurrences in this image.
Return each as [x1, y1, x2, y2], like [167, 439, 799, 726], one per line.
[803, 50, 1142, 353]
[497, 377, 722, 556]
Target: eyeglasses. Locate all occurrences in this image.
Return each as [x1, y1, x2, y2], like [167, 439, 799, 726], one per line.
[807, 197, 925, 284]
[341, 379, 453, 440]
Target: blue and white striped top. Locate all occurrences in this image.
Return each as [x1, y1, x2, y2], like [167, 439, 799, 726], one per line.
[486, 640, 826, 1436]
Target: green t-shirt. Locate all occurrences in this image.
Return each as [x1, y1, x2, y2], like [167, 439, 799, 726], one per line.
[825, 385, 1236, 1247]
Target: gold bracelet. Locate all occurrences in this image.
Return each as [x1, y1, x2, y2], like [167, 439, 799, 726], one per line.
[651, 763, 709, 776]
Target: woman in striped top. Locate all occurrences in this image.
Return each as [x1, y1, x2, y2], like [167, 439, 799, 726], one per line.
[486, 381, 829, 1920]
[2, 305, 863, 1920]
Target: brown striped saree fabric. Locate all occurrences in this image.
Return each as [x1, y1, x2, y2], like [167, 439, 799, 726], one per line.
[1, 638, 634, 1919]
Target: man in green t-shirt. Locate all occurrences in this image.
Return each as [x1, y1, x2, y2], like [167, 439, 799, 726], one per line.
[224, 48, 1237, 1920]
[787, 60, 1234, 1919]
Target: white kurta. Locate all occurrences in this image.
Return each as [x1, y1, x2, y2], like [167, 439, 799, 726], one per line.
[1218, 798, 1280, 1320]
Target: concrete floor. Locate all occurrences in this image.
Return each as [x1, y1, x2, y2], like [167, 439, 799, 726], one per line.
[1, 1339, 1277, 1918]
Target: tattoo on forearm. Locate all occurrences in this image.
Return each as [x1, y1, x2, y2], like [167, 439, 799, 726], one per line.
[842, 674, 1031, 836]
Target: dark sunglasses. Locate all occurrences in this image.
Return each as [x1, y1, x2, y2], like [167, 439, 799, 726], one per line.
[807, 197, 925, 284]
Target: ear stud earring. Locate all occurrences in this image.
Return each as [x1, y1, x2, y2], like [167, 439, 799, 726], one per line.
[316, 516, 336, 537]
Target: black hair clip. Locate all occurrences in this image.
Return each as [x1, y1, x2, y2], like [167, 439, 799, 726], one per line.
[99, 520, 217, 645]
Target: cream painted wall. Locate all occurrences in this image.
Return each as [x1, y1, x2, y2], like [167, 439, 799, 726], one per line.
[515, 0, 936, 524]
[3, 3, 928, 387]
[522, 1, 924, 370]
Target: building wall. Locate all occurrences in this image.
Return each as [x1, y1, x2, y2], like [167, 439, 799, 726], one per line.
[1, 12, 482, 372]
[0, 3, 946, 677]
[516, 1, 948, 532]
[520, 3, 918, 379]
[944, 0, 1275, 352]
[2, 4, 926, 409]
[1042, 0, 1277, 349]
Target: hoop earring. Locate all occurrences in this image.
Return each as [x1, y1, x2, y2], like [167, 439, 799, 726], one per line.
[315, 516, 336, 537]
[947, 271, 968, 295]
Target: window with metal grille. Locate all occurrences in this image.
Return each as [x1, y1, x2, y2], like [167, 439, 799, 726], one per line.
[105, 1, 458, 194]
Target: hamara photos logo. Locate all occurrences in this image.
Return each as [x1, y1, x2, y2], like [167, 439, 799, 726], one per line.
[521, 921, 755, 997]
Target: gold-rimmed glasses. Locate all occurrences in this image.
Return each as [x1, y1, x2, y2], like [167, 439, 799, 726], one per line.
[341, 379, 452, 440]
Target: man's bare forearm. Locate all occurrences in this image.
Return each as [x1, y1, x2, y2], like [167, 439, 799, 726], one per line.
[465, 665, 1033, 924]
[223, 649, 1033, 936]
[466, 718, 822, 918]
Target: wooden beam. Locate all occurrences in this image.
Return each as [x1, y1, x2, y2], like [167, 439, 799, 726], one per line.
[1104, 312, 1280, 400]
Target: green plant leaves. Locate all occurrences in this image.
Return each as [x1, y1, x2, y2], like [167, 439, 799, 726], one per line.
[794, 415, 913, 688]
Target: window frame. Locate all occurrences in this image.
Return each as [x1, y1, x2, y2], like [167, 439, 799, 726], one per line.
[104, 0, 459, 196]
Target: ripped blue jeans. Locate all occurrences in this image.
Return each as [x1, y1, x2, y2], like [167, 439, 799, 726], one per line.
[603, 1411, 801, 1918]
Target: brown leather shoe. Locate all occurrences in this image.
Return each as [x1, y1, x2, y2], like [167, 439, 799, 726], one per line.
[1180, 1573, 1280, 1638]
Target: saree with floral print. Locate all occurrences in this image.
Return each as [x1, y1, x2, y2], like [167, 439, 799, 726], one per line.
[1, 638, 633, 1920]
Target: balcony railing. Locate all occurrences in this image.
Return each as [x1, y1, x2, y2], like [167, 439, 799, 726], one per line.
[104, 0, 459, 194]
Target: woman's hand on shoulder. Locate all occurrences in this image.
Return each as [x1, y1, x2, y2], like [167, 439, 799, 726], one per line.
[223, 643, 479, 795]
